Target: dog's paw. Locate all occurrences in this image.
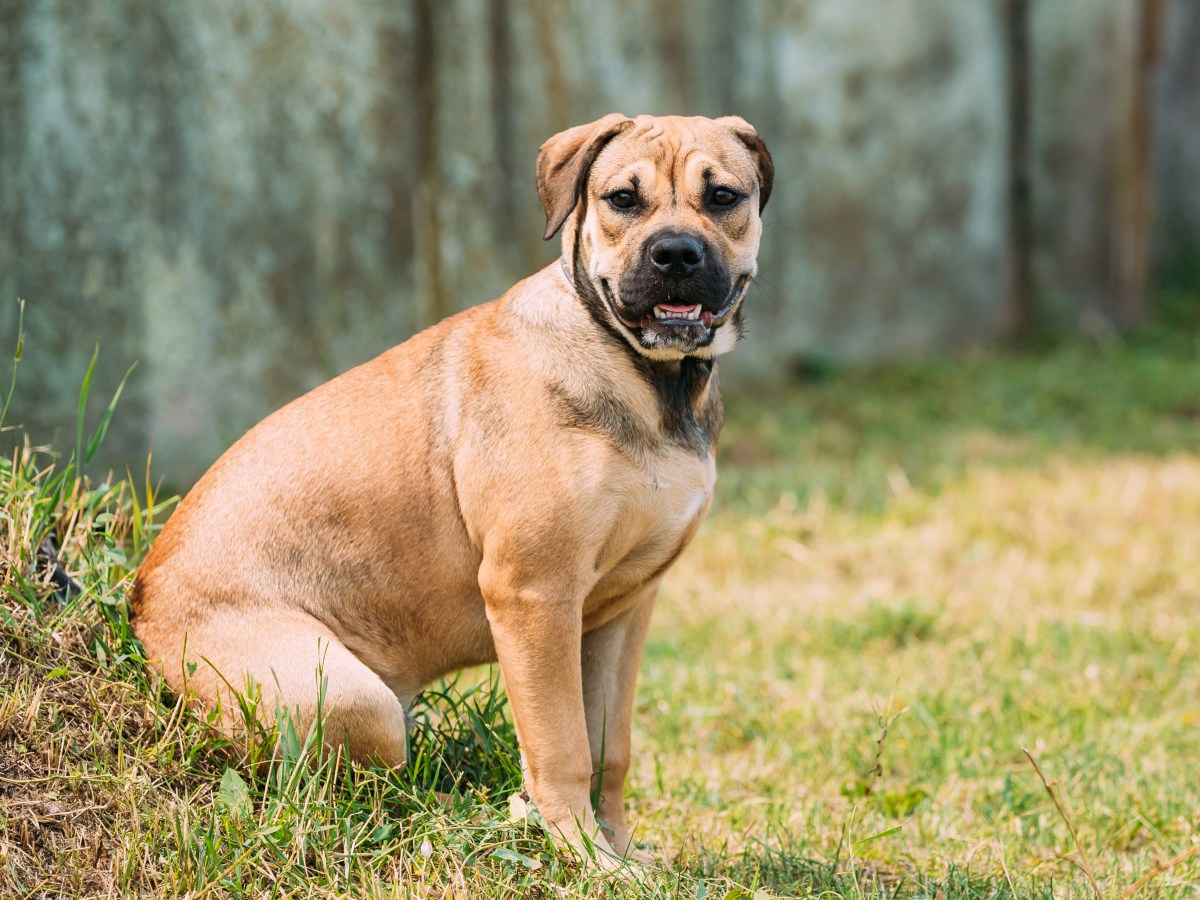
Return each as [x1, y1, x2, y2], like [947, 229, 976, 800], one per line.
[600, 829, 663, 869]
[623, 846, 660, 867]
[582, 845, 652, 879]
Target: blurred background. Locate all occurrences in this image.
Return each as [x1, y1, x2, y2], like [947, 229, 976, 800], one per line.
[0, 0, 1197, 484]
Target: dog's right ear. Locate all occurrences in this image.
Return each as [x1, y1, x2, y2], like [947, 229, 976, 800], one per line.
[536, 113, 633, 241]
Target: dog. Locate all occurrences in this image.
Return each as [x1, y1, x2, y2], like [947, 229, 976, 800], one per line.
[131, 113, 772, 864]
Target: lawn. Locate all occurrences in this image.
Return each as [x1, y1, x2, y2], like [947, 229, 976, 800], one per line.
[1, 321, 1199, 898]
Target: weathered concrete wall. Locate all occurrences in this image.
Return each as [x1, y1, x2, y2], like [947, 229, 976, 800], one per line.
[0, 0, 1191, 482]
[1155, 0, 1200, 279]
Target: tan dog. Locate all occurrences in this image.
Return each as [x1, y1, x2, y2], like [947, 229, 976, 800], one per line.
[132, 114, 772, 863]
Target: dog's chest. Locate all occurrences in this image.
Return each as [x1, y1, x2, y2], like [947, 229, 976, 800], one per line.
[586, 447, 715, 617]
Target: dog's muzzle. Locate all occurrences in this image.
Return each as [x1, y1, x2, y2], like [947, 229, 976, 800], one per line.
[596, 229, 750, 353]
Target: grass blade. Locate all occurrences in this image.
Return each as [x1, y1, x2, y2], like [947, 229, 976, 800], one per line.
[86, 361, 137, 465]
[75, 345, 99, 475]
[0, 297, 25, 429]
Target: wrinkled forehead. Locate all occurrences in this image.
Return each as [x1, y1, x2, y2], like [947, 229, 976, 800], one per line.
[590, 116, 757, 192]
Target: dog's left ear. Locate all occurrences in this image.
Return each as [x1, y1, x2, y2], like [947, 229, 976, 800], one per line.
[717, 116, 774, 212]
[537, 113, 633, 240]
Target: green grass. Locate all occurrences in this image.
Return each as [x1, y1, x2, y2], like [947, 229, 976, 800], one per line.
[2, 321, 1199, 897]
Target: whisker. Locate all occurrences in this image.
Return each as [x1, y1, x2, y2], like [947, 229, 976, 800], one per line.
[749, 277, 780, 301]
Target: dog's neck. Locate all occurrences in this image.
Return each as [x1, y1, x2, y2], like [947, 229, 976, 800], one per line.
[540, 255, 724, 461]
[634, 353, 722, 460]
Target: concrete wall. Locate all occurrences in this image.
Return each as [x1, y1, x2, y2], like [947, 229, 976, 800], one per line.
[1155, 0, 1200, 280]
[0, 0, 1193, 482]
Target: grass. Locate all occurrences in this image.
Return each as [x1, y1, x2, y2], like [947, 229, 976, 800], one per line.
[2, 314, 1200, 897]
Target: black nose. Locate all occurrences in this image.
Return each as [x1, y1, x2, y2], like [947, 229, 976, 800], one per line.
[648, 235, 705, 277]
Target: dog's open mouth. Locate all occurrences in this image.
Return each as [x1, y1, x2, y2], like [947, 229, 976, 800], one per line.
[601, 275, 748, 333]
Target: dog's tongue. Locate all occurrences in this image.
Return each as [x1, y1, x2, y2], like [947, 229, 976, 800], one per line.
[658, 303, 697, 314]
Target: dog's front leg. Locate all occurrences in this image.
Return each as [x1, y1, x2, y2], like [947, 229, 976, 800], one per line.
[479, 563, 615, 861]
[582, 584, 657, 863]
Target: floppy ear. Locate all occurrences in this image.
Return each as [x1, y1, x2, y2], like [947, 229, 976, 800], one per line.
[717, 116, 774, 212]
[536, 113, 633, 240]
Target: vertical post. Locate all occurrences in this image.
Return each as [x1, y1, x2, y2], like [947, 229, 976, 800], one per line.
[414, 0, 449, 330]
[1004, 0, 1035, 344]
[1111, 0, 1164, 328]
[489, 0, 517, 274]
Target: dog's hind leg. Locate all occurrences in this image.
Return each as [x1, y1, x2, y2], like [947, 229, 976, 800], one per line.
[144, 606, 408, 768]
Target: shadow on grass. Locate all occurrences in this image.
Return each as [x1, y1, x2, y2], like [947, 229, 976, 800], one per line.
[405, 669, 523, 799]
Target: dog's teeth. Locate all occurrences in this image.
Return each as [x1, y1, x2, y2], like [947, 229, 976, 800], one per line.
[653, 304, 704, 321]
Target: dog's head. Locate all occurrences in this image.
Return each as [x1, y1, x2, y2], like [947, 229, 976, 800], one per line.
[537, 114, 773, 360]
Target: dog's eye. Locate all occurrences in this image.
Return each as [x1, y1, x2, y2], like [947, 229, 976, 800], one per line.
[606, 190, 638, 210]
[710, 187, 741, 208]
